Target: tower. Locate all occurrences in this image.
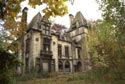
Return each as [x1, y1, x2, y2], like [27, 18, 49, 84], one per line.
[68, 11, 89, 71]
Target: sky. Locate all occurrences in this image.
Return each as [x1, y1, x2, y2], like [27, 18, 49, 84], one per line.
[21, 0, 102, 28]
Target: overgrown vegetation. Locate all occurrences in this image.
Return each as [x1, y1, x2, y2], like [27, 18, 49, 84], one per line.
[87, 0, 125, 83]
[0, 48, 20, 84]
[1, 0, 125, 84]
[0, 25, 20, 84]
[17, 69, 125, 84]
[87, 20, 125, 83]
[0, 0, 74, 42]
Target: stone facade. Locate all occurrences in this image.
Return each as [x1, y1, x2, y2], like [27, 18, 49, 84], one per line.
[18, 11, 90, 74]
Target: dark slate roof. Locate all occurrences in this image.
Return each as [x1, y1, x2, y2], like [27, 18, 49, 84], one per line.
[27, 12, 42, 31]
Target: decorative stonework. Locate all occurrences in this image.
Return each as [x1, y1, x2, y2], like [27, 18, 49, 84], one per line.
[18, 11, 90, 74]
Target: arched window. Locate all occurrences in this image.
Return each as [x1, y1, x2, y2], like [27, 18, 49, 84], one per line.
[65, 61, 70, 72]
[77, 61, 82, 72]
[58, 61, 63, 72]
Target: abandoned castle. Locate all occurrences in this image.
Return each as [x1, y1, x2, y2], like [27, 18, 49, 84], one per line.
[17, 8, 91, 74]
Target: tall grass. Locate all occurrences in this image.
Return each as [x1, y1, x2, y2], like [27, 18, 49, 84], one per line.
[16, 68, 125, 84]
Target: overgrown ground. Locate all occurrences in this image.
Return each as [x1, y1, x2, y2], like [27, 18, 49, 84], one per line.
[17, 73, 100, 84]
[16, 69, 125, 84]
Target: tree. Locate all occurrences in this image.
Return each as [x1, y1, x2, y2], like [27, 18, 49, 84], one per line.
[0, 47, 20, 84]
[0, 28, 20, 84]
[88, 19, 125, 81]
[93, 0, 125, 80]
[0, 1, 73, 83]
[0, 0, 74, 50]
[0, 0, 74, 20]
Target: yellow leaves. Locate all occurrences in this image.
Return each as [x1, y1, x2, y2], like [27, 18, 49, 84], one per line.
[4, 19, 26, 40]
[28, 0, 42, 8]
[42, 0, 68, 18]
[1, 0, 69, 45]
[28, 0, 68, 18]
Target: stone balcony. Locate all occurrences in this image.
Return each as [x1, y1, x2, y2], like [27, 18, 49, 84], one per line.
[40, 50, 53, 55]
[58, 55, 73, 59]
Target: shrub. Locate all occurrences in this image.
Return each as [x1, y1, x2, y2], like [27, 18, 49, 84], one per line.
[0, 48, 20, 84]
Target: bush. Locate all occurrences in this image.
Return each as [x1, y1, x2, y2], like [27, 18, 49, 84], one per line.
[0, 48, 20, 84]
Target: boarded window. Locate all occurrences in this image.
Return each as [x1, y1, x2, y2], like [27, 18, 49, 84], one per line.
[43, 62, 48, 72]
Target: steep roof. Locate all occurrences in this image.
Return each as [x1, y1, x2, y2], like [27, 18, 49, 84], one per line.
[27, 12, 42, 31]
[74, 11, 87, 25]
[69, 11, 87, 31]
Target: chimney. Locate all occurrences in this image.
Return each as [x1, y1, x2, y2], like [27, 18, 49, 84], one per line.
[21, 7, 28, 25]
[69, 14, 74, 26]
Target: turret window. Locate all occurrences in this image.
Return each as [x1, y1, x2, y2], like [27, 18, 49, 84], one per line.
[76, 21, 79, 28]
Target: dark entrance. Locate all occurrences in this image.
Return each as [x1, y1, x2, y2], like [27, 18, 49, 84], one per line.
[77, 61, 82, 72]
[58, 61, 63, 72]
[65, 61, 70, 72]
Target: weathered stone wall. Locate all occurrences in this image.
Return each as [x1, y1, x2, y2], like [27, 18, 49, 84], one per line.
[58, 40, 72, 59]
[51, 35, 58, 72]
[51, 35, 73, 72]
[18, 11, 90, 73]
[31, 31, 41, 67]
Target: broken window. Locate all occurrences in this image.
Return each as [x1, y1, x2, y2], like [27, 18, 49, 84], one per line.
[58, 61, 63, 72]
[43, 38, 50, 51]
[65, 46, 69, 58]
[65, 61, 70, 72]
